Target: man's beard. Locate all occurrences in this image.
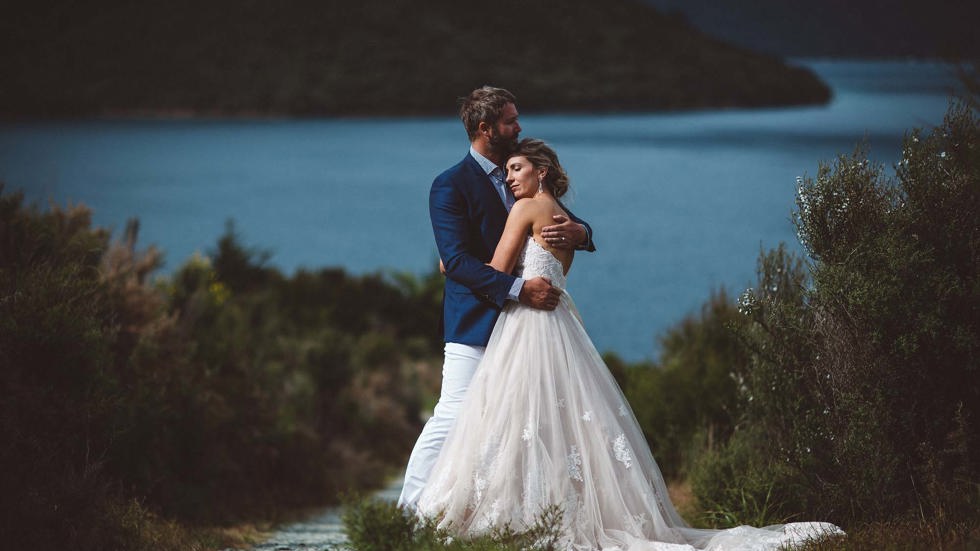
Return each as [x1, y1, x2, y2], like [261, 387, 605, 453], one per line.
[488, 132, 518, 157]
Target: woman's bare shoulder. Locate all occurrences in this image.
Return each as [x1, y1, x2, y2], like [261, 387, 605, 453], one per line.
[510, 197, 547, 218]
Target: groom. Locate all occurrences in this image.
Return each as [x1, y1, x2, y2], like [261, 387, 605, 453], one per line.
[398, 86, 595, 508]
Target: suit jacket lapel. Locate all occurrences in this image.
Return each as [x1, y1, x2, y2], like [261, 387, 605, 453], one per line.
[463, 154, 508, 221]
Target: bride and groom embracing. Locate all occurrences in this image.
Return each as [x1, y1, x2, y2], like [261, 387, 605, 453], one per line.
[398, 86, 842, 550]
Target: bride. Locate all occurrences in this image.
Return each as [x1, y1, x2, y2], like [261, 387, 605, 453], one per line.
[416, 139, 842, 550]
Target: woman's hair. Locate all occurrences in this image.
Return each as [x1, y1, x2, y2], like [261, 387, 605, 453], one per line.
[459, 86, 516, 141]
[509, 138, 570, 198]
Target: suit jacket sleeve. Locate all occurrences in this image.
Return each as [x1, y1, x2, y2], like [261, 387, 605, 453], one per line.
[560, 201, 597, 252]
[430, 173, 516, 308]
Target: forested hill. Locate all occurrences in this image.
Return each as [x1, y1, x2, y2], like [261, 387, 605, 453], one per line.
[1, 0, 830, 118]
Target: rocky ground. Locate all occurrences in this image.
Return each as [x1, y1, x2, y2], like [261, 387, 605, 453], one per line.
[232, 479, 404, 551]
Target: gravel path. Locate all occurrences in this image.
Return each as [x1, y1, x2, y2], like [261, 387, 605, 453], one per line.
[246, 478, 403, 551]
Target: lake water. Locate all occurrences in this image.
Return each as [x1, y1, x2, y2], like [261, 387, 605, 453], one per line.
[0, 60, 961, 361]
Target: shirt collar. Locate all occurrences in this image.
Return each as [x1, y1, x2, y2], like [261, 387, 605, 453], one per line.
[469, 146, 501, 176]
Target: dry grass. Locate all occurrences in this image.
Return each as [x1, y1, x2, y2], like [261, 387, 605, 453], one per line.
[668, 479, 700, 524]
[788, 519, 980, 551]
[193, 523, 276, 550]
[669, 475, 980, 551]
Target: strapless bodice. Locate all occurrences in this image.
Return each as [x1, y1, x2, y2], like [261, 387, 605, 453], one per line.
[515, 237, 567, 289]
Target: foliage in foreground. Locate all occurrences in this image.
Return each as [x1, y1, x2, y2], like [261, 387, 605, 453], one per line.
[686, 100, 980, 529]
[789, 519, 980, 551]
[0, 194, 442, 550]
[341, 497, 565, 551]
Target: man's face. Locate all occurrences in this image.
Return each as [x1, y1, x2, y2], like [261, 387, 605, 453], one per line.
[488, 102, 521, 155]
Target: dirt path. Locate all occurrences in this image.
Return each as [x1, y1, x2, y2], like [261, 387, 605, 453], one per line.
[247, 478, 403, 551]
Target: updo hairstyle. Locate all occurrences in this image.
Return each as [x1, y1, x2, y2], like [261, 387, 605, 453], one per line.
[509, 138, 570, 198]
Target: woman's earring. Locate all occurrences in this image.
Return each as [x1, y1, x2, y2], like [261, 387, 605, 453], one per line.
[537, 177, 544, 194]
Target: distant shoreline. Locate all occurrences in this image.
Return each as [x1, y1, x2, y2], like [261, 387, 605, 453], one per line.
[21, 62, 968, 123]
[1, 96, 837, 123]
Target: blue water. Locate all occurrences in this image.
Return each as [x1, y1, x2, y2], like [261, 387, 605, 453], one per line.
[0, 61, 960, 361]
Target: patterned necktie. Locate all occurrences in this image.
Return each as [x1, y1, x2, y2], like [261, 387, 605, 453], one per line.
[491, 167, 515, 211]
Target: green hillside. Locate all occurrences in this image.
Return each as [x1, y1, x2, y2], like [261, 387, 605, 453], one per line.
[1, 0, 831, 118]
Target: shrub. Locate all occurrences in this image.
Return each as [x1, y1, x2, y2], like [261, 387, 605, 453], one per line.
[0, 187, 442, 547]
[341, 497, 565, 551]
[621, 289, 746, 480]
[691, 99, 980, 526]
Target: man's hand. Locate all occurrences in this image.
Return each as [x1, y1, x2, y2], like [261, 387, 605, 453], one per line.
[519, 277, 561, 310]
[542, 215, 587, 250]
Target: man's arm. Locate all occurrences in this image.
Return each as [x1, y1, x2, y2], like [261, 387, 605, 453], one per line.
[430, 175, 515, 307]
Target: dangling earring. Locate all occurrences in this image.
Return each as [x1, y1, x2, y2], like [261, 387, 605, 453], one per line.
[537, 176, 544, 195]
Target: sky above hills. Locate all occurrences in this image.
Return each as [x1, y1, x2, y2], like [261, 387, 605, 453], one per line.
[643, 0, 979, 57]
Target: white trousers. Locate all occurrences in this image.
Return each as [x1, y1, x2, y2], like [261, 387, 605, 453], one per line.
[397, 342, 485, 509]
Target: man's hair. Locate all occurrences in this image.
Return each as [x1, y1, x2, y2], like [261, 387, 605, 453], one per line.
[459, 86, 516, 141]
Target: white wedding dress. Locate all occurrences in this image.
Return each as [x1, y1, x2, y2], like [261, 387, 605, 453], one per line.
[417, 237, 842, 550]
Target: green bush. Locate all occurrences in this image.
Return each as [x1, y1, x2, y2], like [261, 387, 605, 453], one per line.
[689, 427, 803, 528]
[620, 289, 746, 480]
[690, 100, 980, 527]
[341, 497, 565, 551]
[0, 189, 442, 548]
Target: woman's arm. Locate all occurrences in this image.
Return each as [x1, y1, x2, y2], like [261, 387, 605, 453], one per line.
[489, 199, 537, 274]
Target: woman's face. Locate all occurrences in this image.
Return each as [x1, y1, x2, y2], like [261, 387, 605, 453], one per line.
[506, 155, 546, 200]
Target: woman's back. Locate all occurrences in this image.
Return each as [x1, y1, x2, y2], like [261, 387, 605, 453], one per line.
[517, 195, 574, 275]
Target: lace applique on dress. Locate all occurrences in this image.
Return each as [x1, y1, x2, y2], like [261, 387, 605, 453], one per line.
[521, 420, 535, 445]
[473, 473, 487, 504]
[473, 499, 502, 532]
[567, 445, 584, 482]
[624, 511, 648, 533]
[613, 433, 633, 469]
[515, 237, 566, 287]
[581, 411, 593, 422]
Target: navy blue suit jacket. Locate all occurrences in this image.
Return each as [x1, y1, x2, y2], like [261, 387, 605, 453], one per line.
[430, 153, 594, 346]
